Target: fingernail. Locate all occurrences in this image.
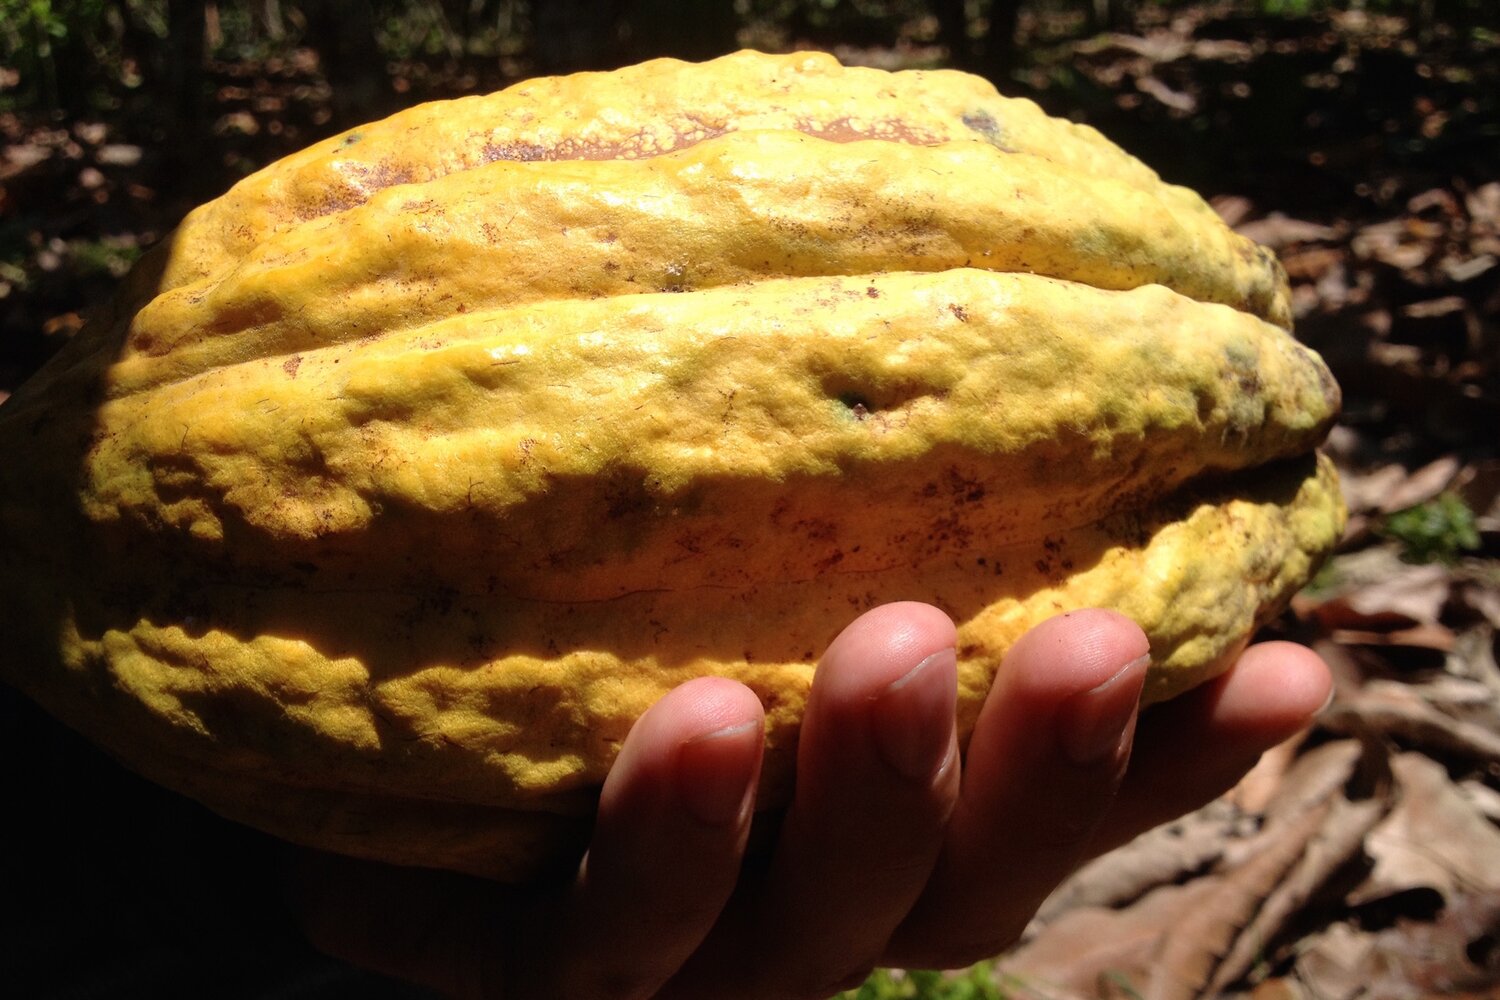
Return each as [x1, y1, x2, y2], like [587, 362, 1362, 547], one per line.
[677, 720, 762, 826]
[872, 648, 957, 780]
[1059, 653, 1149, 766]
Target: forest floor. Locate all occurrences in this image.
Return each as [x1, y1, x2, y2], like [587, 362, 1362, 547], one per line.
[1, 4, 1497, 999]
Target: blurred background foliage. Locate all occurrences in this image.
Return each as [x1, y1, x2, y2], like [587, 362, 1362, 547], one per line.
[2, 1, 1495, 120]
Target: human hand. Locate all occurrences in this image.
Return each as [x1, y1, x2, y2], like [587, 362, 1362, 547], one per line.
[286, 603, 1331, 999]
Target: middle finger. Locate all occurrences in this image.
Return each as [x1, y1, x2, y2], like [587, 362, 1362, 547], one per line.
[671, 601, 961, 999]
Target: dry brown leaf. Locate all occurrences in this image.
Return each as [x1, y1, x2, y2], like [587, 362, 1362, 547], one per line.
[1236, 213, 1338, 249]
[1330, 622, 1457, 652]
[40, 312, 83, 338]
[1225, 732, 1309, 815]
[1017, 743, 1386, 998]
[1000, 879, 1222, 999]
[1033, 801, 1241, 926]
[1330, 565, 1451, 626]
[1248, 977, 1307, 1000]
[1353, 218, 1432, 270]
[1380, 455, 1463, 513]
[1402, 295, 1467, 319]
[94, 143, 142, 167]
[1212, 195, 1254, 229]
[1357, 306, 1394, 340]
[1367, 338, 1422, 369]
[1467, 182, 1500, 228]
[1338, 463, 1410, 516]
[1409, 187, 1461, 218]
[1363, 891, 1500, 996]
[1406, 674, 1500, 715]
[1323, 423, 1362, 463]
[1458, 779, 1500, 823]
[1135, 74, 1196, 112]
[1146, 804, 1333, 1000]
[1349, 752, 1500, 906]
[1082, 30, 1252, 67]
[1313, 257, 1353, 310]
[1449, 626, 1500, 694]
[1303, 549, 1451, 629]
[0, 142, 50, 178]
[1402, 217, 1448, 241]
[1281, 246, 1346, 282]
[1285, 894, 1500, 999]
[1188, 38, 1255, 63]
[1441, 253, 1496, 283]
[1209, 796, 1388, 995]
[1377, 242, 1433, 269]
[1288, 921, 1376, 1000]
[1463, 584, 1500, 630]
[1257, 740, 1365, 831]
[1321, 682, 1500, 763]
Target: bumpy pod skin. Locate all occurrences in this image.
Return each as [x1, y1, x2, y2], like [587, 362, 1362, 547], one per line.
[0, 51, 1343, 880]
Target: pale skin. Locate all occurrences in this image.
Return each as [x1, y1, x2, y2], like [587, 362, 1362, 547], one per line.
[287, 604, 1332, 999]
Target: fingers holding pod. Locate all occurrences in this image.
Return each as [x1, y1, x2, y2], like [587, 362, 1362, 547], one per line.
[521, 676, 766, 1000]
[1091, 639, 1333, 854]
[660, 601, 962, 1000]
[886, 609, 1149, 968]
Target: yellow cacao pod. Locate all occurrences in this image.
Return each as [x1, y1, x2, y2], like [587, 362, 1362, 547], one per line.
[0, 51, 1344, 880]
